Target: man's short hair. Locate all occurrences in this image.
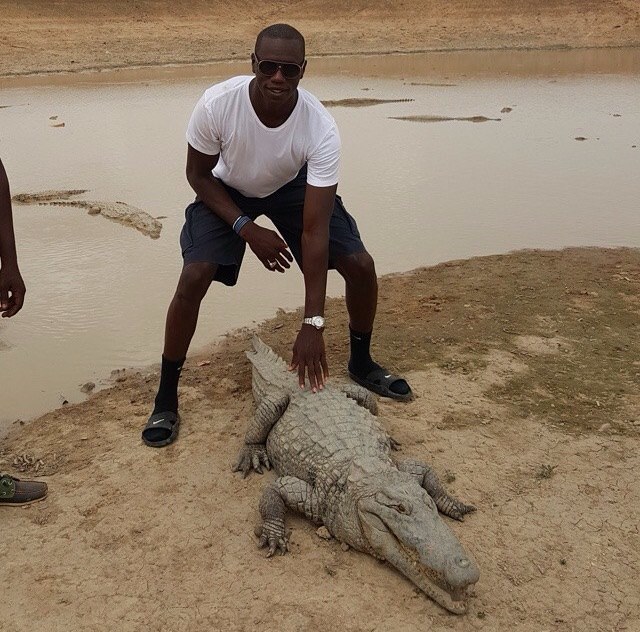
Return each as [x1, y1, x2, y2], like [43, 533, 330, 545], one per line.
[255, 24, 305, 58]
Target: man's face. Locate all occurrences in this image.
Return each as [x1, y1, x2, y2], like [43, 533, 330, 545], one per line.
[251, 37, 306, 106]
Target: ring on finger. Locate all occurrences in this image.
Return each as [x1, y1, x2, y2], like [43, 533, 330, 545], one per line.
[268, 260, 277, 268]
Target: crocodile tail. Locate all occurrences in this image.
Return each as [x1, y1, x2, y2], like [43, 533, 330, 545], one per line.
[245, 336, 290, 386]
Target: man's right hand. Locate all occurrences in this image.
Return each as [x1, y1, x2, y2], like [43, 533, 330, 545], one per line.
[290, 325, 328, 393]
[241, 222, 293, 272]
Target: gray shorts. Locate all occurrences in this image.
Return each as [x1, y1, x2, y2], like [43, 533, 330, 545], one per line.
[179, 166, 366, 286]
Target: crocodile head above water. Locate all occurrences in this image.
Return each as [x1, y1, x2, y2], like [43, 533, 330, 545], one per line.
[356, 472, 480, 614]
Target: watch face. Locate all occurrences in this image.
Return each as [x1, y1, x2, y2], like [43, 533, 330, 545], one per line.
[312, 316, 325, 329]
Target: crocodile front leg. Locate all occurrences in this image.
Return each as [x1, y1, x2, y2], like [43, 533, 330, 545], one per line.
[257, 476, 324, 557]
[233, 389, 289, 477]
[396, 459, 476, 521]
[341, 384, 378, 416]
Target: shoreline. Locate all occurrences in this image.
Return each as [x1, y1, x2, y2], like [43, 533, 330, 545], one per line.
[2, 46, 638, 95]
[5, 243, 639, 438]
[3, 244, 638, 439]
[2, 1, 639, 78]
[0, 43, 640, 82]
[2, 43, 639, 80]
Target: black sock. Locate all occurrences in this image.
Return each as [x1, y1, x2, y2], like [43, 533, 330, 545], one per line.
[152, 355, 185, 415]
[348, 327, 379, 376]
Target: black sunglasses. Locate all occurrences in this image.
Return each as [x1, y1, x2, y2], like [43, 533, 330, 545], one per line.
[254, 54, 305, 79]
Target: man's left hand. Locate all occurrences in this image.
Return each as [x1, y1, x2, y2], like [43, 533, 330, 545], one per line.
[290, 326, 329, 392]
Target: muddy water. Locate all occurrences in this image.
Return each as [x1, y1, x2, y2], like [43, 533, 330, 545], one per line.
[1, 49, 639, 432]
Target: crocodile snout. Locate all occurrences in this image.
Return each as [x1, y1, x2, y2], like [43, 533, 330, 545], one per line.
[446, 554, 480, 587]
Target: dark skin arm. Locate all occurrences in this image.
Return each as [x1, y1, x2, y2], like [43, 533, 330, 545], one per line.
[0, 158, 26, 318]
[186, 144, 293, 271]
[289, 182, 336, 392]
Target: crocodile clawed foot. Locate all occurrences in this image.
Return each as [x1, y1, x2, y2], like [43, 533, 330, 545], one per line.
[257, 518, 289, 557]
[447, 501, 477, 522]
[232, 445, 271, 478]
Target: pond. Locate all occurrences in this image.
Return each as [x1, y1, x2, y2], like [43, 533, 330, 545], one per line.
[0, 48, 638, 432]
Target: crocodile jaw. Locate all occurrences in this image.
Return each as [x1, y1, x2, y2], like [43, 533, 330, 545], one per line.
[389, 537, 476, 614]
[358, 503, 479, 614]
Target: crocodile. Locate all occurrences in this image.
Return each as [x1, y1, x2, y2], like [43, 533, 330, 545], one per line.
[320, 98, 415, 108]
[233, 337, 480, 614]
[12, 190, 162, 239]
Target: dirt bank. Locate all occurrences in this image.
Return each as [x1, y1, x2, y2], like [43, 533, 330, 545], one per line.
[2, 247, 639, 631]
[1, 0, 639, 77]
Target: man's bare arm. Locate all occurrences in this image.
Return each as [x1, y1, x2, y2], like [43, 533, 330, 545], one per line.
[186, 144, 240, 225]
[290, 183, 337, 391]
[301, 183, 336, 319]
[186, 144, 292, 270]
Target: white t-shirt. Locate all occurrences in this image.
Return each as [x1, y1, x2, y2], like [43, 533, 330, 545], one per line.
[186, 76, 341, 198]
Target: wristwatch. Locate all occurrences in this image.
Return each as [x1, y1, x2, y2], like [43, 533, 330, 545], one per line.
[303, 315, 325, 330]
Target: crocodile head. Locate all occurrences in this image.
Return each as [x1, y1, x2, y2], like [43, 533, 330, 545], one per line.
[357, 474, 479, 614]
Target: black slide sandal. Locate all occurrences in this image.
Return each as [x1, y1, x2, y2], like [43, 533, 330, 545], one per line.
[142, 411, 180, 447]
[348, 367, 413, 402]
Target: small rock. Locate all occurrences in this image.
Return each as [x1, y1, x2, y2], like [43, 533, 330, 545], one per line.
[316, 526, 332, 540]
[80, 381, 95, 394]
[340, 542, 350, 552]
[598, 423, 611, 432]
[197, 360, 211, 367]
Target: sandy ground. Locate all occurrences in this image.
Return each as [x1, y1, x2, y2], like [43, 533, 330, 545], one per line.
[2, 3, 640, 631]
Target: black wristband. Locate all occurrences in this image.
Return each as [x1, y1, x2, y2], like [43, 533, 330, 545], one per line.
[232, 215, 252, 235]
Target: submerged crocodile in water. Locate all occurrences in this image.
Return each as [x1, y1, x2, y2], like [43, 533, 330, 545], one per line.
[234, 337, 480, 614]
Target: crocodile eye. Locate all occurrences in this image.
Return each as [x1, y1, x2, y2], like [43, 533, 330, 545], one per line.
[375, 493, 412, 515]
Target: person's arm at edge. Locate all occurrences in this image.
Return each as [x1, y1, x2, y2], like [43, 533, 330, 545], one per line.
[290, 182, 336, 391]
[0, 158, 26, 317]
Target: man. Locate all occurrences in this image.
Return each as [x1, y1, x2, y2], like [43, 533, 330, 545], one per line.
[0, 157, 48, 505]
[142, 23, 411, 448]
